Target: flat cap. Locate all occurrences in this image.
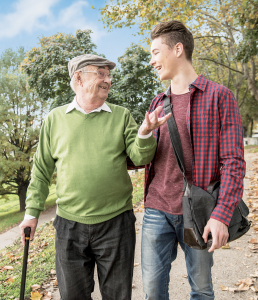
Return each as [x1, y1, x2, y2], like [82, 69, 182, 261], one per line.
[68, 54, 116, 78]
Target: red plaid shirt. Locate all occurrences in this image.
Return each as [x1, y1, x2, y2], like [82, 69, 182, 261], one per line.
[128, 75, 245, 226]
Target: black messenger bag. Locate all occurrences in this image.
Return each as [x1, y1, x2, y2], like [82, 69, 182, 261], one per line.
[163, 96, 251, 250]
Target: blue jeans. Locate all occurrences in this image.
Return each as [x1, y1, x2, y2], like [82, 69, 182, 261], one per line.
[141, 208, 214, 300]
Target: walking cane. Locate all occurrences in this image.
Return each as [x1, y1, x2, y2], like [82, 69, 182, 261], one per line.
[20, 227, 31, 300]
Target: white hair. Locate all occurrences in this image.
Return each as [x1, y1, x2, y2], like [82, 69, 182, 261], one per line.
[70, 65, 90, 93]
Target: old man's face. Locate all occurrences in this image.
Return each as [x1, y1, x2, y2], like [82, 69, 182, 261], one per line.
[81, 65, 112, 101]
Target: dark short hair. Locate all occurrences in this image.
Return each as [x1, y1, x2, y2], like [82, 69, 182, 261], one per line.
[151, 20, 194, 62]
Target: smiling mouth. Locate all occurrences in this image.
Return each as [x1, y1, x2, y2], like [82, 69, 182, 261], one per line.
[156, 66, 162, 71]
[100, 86, 108, 90]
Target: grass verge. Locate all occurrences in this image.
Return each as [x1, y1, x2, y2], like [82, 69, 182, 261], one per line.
[244, 145, 258, 153]
[0, 186, 57, 234]
[0, 222, 56, 300]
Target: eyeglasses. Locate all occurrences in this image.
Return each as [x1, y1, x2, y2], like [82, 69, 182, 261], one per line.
[80, 71, 113, 81]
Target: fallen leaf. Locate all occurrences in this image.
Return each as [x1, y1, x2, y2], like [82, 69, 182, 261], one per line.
[249, 239, 258, 244]
[220, 285, 228, 291]
[30, 284, 41, 290]
[233, 247, 243, 250]
[5, 277, 14, 283]
[235, 278, 255, 286]
[251, 272, 258, 278]
[30, 291, 43, 300]
[42, 292, 52, 300]
[50, 269, 56, 275]
[221, 243, 230, 249]
[251, 286, 258, 292]
[134, 263, 140, 267]
[3, 266, 14, 270]
[245, 253, 252, 257]
[182, 275, 188, 278]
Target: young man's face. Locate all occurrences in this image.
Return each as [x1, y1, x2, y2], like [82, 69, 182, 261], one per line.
[150, 36, 178, 81]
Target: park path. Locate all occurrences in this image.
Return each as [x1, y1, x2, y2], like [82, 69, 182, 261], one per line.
[0, 206, 57, 250]
[0, 152, 258, 299]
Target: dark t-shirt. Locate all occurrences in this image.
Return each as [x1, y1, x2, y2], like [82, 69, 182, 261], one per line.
[145, 91, 193, 215]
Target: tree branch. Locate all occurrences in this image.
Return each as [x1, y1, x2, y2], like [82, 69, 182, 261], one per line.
[195, 35, 230, 40]
[198, 58, 243, 74]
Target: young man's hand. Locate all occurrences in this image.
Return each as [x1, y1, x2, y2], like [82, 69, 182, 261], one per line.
[139, 106, 171, 135]
[202, 218, 229, 252]
[19, 218, 38, 246]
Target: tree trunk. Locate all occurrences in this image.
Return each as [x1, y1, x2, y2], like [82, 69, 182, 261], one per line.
[18, 183, 29, 212]
[250, 119, 254, 137]
[243, 125, 248, 138]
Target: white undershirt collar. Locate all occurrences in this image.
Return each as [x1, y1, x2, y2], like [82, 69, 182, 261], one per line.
[66, 97, 112, 114]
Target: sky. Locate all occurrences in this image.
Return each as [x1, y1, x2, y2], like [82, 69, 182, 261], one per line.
[0, 0, 143, 64]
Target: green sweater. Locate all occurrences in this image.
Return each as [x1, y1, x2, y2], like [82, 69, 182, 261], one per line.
[25, 102, 156, 224]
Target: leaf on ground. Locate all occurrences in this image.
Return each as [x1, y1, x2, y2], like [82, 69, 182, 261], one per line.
[30, 291, 43, 300]
[5, 277, 14, 283]
[50, 269, 56, 275]
[134, 262, 140, 266]
[3, 266, 14, 270]
[251, 271, 258, 278]
[42, 292, 52, 300]
[249, 239, 258, 244]
[30, 284, 41, 290]
[233, 247, 243, 250]
[221, 243, 230, 249]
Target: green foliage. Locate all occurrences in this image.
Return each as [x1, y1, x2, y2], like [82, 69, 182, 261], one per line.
[21, 30, 99, 105]
[0, 48, 49, 211]
[235, 0, 258, 62]
[100, 0, 258, 127]
[108, 44, 162, 124]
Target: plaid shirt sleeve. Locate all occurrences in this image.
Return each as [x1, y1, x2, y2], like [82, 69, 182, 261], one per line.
[210, 88, 246, 225]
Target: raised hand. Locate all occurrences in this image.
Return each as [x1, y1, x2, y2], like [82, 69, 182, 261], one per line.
[139, 106, 171, 135]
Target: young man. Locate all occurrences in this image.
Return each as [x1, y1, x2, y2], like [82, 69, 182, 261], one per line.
[141, 21, 245, 299]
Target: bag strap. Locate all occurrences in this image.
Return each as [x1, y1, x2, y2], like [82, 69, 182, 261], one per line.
[163, 96, 187, 190]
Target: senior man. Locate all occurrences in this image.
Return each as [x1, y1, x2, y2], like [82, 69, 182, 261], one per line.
[19, 54, 170, 300]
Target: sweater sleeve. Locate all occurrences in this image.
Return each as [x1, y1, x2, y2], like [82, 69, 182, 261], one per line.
[25, 117, 56, 219]
[124, 110, 157, 166]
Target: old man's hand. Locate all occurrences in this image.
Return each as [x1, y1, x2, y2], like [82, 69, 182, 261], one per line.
[139, 106, 171, 136]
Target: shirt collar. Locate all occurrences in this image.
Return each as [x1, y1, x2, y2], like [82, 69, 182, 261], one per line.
[66, 97, 112, 114]
[164, 74, 208, 96]
[188, 74, 208, 92]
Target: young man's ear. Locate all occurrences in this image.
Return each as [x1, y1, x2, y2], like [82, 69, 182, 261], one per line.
[175, 43, 184, 58]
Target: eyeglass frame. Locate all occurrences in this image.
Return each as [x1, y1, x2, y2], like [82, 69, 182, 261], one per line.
[80, 70, 113, 81]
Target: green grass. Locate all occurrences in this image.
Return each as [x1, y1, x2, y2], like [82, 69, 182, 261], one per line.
[0, 222, 56, 300]
[0, 186, 57, 234]
[244, 145, 258, 153]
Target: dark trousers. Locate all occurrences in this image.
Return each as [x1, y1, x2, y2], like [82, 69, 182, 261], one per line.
[53, 210, 136, 300]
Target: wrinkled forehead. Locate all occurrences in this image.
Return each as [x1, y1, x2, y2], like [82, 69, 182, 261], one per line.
[87, 65, 110, 71]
